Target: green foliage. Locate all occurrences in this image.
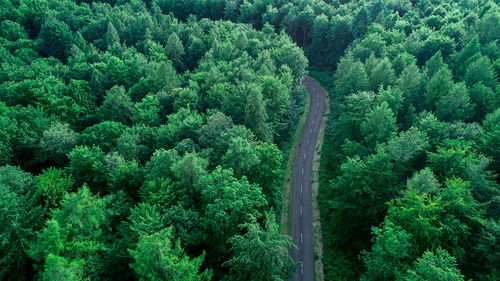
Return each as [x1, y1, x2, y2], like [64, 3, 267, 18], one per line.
[386, 127, 429, 165]
[401, 248, 465, 281]
[377, 86, 404, 115]
[436, 83, 474, 122]
[367, 57, 395, 91]
[334, 55, 369, 97]
[105, 22, 120, 49]
[68, 146, 108, 192]
[132, 95, 161, 126]
[198, 111, 233, 148]
[425, 67, 454, 111]
[2, 0, 499, 280]
[34, 167, 72, 209]
[109, 159, 143, 200]
[223, 213, 295, 281]
[0, 166, 41, 281]
[468, 82, 500, 122]
[98, 86, 134, 125]
[30, 186, 110, 280]
[80, 121, 127, 153]
[465, 56, 498, 88]
[327, 149, 397, 252]
[37, 18, 73, 62]
[166, 33, 185, 71]
[428, 140, 480, 180]
[386, 189, 445, 252]
[406, 168, 440, 195]
[172, 152, 208, 188]
[41, 254, 86, 281]
[198, 166, 267, 252]
[0, 20, 28, 41]
[361, 220, 415, 281]
[40, 122, 78, 161]
[244, 84, 272, 142]
[397, 63, 424, 113]
[252, 142, 283, 209]
[222, 136, 259, 178]
[482, 108, 500, 171]
[143, 149, 180, 181]
[129, 228, 212, 281]
[361, 102, 397, 148]
[117, 125, 156, 163]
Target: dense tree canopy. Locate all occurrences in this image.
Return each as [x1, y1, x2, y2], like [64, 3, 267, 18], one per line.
[1, 0, 499, 280]
[315, 1, 500, 280]
[0, 0, 309, 279]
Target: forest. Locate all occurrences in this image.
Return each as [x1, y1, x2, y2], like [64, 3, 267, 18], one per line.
[0, 0, 499, 280]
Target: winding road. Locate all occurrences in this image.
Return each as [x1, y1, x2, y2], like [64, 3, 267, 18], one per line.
[290, 76, 326, 281]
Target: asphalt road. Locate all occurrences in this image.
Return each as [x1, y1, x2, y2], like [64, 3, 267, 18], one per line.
[289, 76, 326, 281]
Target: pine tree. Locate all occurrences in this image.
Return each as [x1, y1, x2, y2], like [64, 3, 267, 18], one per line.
[166, 33, 185, 70]
[245, 86, 271, 142]
[105, 22, 120, 49]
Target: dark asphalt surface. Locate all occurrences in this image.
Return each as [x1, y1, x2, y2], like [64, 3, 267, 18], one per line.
[289, 76, 326, 281]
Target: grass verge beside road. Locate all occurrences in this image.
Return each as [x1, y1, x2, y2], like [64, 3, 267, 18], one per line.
[281, 85, 311, 235]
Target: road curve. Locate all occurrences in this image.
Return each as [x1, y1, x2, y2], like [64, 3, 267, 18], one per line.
[290, 76, 326, 281]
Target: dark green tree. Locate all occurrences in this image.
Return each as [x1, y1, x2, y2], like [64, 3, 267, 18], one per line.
[37, 18, 73, 62]
[436, 83, 474, 122]
[464, 56, 498, 88]
[482, 108, 500, 172]
[0, 166, 41, 281]
[223, 213, 295, 281]
[468, 82, 500, 121]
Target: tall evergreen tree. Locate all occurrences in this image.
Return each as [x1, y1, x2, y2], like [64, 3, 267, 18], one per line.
[245, 86, 272, 142]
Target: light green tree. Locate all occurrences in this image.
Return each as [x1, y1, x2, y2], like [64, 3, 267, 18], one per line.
[166, 33, 185, 70]
[129, 228, 212, 281]
[105, 22, 120, 49]
[361, 102, 397, 147]
[222, 136, 259, 177]
[401, 248, 464, 281]
[361, 220, 415, 281]
[245, 86, 272, 142]
[334, 55, 369, 97]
